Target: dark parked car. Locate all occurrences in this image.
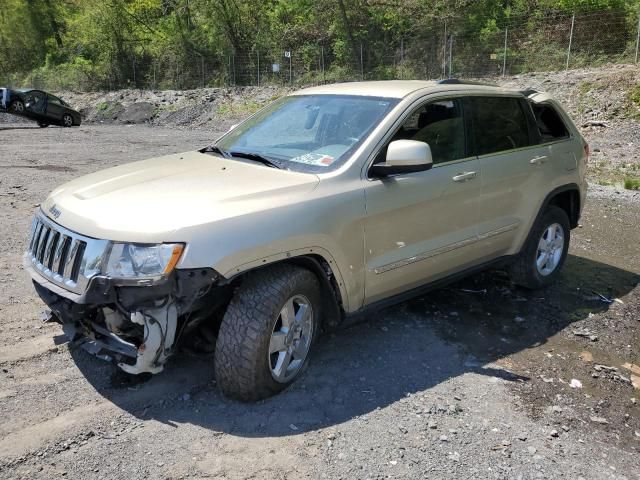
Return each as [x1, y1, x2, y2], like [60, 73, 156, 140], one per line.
[0, 87, 81, 127]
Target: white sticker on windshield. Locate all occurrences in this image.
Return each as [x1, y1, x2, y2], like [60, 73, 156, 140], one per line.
[290, 153, 335, 167]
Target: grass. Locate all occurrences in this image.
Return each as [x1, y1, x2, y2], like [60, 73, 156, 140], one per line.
[96, 101, 109, 111]
[216, 99, 262, 117]
[628, 83, 640, 120]
[624, 177, 640, 190]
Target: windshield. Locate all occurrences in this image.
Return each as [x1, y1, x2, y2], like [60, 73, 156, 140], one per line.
[216, 94, 399, 173]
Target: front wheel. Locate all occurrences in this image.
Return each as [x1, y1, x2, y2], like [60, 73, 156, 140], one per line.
[214, 264, 321, 401]
[10, 100, 24, 113]
[509, 205, 570, 289]
[62, 114, 73, 127]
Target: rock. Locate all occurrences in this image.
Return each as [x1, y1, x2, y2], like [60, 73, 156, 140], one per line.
[594, 364, 617, 372]
[550, 429, 559, 438]
[448, 451, 461, 462]
[439, 435, 449, 442]
[551, 405, 563, 413]
[527, 446, 537, 455]
[516, 433, 528, 441]
[589, 416, 609, 424]
[570, 379, 583, 389]
[428, 421, 438, 429]
[561, 425, 570, 432]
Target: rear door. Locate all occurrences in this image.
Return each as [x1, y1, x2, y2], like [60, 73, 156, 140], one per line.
[466, 95, 549, 259]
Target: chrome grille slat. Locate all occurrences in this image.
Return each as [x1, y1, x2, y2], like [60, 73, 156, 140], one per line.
[44, 231, 59, 270]
[54, 235, 71, 276]
[63, 240, 81, 280]
[37, 227, 50, 264]
[25, 212, 110, 295]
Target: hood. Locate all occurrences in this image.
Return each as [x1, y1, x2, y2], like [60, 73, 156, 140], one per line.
[42, 151, 319, 243]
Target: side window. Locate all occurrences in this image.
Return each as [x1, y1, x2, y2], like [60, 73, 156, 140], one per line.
[531, 103, 569, 142]
[48, 95, 62, 106]
[469, 97, 531, 155]
[378, 98, 466, 165]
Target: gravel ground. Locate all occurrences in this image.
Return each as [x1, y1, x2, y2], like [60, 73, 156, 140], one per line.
[0, 123, 639, 480]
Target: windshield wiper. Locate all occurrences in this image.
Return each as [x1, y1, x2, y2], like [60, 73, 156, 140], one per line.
[229, 151, 282, 169]
[200, 144, 230, 158]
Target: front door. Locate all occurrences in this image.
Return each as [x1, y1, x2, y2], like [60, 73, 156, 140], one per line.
[363, 97, 483, 305]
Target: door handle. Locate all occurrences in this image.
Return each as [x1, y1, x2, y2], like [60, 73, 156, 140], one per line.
[530, 155, 548, 165]
[452, 171, 477, 182]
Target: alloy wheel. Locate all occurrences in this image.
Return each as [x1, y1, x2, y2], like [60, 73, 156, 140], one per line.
[268, 294, 314, 383]
[536, 222, 564, 276]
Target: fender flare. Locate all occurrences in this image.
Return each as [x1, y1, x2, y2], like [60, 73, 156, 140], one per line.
[222, 246, 350, 314]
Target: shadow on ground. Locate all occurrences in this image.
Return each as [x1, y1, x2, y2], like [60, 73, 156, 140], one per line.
[70, 254, 639, 437]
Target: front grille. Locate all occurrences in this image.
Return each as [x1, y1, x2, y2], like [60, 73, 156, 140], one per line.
[26, 213, 110, 294]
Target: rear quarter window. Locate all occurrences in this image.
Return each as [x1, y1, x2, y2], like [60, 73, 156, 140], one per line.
[531, 103, 570, 142]
[468, 96, 531, 155]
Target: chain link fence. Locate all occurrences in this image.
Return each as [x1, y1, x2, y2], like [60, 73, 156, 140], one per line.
[21, 9, 640, 91]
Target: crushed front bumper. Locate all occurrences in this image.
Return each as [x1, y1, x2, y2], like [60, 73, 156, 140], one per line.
[25, 254, 220, 374]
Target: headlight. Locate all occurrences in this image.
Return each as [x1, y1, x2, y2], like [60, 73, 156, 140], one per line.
[105, 243, 184, 278]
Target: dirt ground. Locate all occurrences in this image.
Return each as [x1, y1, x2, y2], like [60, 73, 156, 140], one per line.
[0, 123, 639, 480]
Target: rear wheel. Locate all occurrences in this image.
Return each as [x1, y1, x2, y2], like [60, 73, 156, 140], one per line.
[62, 114, 73, 127]
[10, 100, 24, 113]
[510, 205, 570, 289]
[214, 264, 321, 401]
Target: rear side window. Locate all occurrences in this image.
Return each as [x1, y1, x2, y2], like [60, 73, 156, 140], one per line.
[469, 97, 531, 155]
[531, 103, 569, 142]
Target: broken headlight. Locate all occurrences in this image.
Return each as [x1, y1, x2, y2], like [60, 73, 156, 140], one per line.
[104, 243, 184, 278]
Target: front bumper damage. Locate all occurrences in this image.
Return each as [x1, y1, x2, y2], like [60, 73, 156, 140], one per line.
[26, 256, 223, 374]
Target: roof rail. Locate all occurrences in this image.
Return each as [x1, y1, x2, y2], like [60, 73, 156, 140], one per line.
[437, 78, 499, 87]
[519, 88, 539, 97]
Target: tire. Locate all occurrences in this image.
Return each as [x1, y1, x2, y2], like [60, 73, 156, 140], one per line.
[510, 205, 570, 289]
[214, 264, 321, 401]
[37, 122, 49, 128]
[10, 100, 24, 113]
[62, 114, 73, 127]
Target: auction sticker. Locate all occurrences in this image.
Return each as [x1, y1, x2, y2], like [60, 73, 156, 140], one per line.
[290, 153, 335, 167]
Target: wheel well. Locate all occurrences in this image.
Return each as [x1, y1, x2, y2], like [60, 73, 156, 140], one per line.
[547, 188, 580, 228]
[229, 255, 345, 330]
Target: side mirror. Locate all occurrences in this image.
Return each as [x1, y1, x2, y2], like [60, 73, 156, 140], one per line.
[370, 140, 433, 177]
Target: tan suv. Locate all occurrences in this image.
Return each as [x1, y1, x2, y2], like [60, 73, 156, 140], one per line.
[24, 80, 588, 400]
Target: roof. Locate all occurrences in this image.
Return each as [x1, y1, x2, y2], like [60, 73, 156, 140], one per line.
[293, 80, 518, 99]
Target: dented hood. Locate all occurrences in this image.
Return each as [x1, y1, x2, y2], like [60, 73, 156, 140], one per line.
[41, 151, 319, 243]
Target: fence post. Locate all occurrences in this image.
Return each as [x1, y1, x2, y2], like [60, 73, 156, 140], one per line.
[400, 38, 404, 79]
[502, 27, 508, 77]
[289, 51, 292, 85]
[442, 21, 447, 78]
[566, 13, 575, 71]
[257, 51, 260, 86]
[201, 55, 205, 88]
[321, 45, 325, 83]
[448, 35, 453, 78]
[635, 13, 640, 63]
[360, 42, 364, 80]
[132, 56, 136, 87]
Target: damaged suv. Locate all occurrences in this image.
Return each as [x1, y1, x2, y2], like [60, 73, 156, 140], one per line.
[25, 80, 588, 400]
